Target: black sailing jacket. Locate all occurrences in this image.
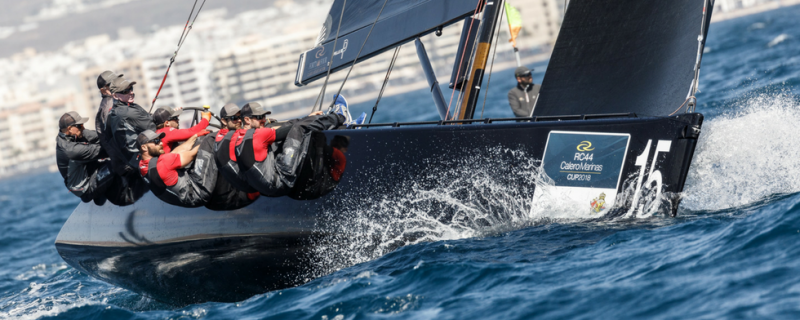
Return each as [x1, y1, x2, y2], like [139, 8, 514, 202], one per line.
[55, 130, 106, 184]
[507, 83, 542, 118]
[105, 99, 156, 170]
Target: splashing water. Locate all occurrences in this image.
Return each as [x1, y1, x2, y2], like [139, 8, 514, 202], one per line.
[307, 146, 665, 276]
[683, 93, 800, 211]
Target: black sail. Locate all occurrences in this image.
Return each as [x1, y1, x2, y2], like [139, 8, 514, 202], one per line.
[534, 0, 714, 117]
[295, 0, 479, 86]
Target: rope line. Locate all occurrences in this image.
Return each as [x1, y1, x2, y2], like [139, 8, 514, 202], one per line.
[480, 0, 506, 119]
[150, 0, 206, 113]
[445, 0, 484, 120]
[369, 46, 401, 124]
[327, 0, 390, 113]
[312, 0, 348, 113]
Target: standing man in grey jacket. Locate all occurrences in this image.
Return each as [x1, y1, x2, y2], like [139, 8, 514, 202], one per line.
[507, 66, 541, 118]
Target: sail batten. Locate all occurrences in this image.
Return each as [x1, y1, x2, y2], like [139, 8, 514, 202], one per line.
[534, 0, 714, 117]
[295, 0, 479, 86]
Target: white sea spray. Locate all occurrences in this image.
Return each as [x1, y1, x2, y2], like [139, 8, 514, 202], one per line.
[683, 93, 800, 211]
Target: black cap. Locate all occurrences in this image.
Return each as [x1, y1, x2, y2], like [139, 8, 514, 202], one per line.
[241, 102, 272, 117]
[97, 70, 123, 89]
[220, 103, 240, 118]
[153, 106, 182, 124]
[59, 111, 89, 130]
[514, 66, 532, 77]
[136, 130, 166, 149]
[109, 76, 137, 93]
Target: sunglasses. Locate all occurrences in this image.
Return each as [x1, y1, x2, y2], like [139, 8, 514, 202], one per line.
[119, 88, 134, 94]
[224, 115, 241, 121]
[251, 115, 267, 120]
[148, 138, 161, 145]
[169, 116, 180, 122]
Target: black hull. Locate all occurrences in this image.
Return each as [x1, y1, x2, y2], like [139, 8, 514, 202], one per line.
[55, 114, 703, 305]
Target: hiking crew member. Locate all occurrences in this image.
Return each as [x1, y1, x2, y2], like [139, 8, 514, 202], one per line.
[102, 76, 154, 205]
[94, 71, 131, 177]
[56, 112, 113, 204]
[507, 66, 541, 118]
[95, 70, 122, 136]
[204, 103, 260, 210]
[153, 106, 211, 153]
[105, 76, 157, 170]
[137, 130, 216, 207]
[215, 103, 258, 193]
[234, 102, 345, 197]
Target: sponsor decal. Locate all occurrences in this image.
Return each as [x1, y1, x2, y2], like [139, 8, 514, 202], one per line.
[531, 131, 630, 216]
[590, 192, 606, 214]
[315, 46, 326, 59]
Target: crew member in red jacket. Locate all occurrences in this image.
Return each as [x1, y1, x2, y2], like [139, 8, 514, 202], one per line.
[137, 130, 216, 207]
[153, 106, 211, 153]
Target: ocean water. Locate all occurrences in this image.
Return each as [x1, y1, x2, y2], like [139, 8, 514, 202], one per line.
[3, 5, 800, 319]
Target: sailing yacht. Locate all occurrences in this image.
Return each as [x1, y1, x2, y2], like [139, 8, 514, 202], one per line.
[55, 0, 714, 305]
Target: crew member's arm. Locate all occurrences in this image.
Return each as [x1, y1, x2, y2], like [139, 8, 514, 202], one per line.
[171, 134, 198, 154]
[64, 138, 104, 162]
[176, 144, 200, 169]
[255, 127, 278, 146]
[162, 117, 210, 146]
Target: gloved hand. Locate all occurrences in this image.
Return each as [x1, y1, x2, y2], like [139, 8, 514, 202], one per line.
[201, 111, 212, 121]
[197, 130, 211, 137]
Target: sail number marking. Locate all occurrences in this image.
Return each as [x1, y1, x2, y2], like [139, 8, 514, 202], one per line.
[626, 139, 672, 217]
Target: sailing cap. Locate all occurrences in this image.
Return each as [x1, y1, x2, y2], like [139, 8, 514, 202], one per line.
[136, 130, 166, 149]
[153, 106, 182, 124]
[97, 71, 123, 89]
[514, 66, 532, 77]
[220, 103, 240, 118]
[109, 76, 137, 93]
[241, 102, 272, 117]
[59, 111, 89, 130]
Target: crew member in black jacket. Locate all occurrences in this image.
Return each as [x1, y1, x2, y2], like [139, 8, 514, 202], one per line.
[507, 66, 541, 118]
[102, 75, 153, 205]
[104, 76, 157, 171]
[55, 111, 112, 204]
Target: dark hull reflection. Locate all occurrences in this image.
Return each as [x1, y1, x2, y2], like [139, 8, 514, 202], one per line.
[56, 234, 312, 305]
[55, 114, 703, 305]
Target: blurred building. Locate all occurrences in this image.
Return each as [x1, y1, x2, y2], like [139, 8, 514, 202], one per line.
[141, 52, 216, 112]
[0, 95, 85, 177]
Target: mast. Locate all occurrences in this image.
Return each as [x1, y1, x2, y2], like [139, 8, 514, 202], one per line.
[456, 0, 503, 120]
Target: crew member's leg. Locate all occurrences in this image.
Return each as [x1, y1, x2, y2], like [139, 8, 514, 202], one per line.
[275, 113, 345, 187]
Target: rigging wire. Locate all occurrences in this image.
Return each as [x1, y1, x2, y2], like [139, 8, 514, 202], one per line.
[445, 0, 484, 120]
[369, 46, 401, 124]
[453, 12, 485, 120]
[327, 0, 390, 113]
[480, 0, 506, 119]
[312, 0, 347, 113]
[149, 0, 207, 113]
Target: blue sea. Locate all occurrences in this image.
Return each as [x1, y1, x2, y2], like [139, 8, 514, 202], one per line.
[3, 5, 800, 319]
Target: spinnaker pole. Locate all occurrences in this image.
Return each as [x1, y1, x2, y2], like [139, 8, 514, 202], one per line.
[456, 0, 504, 120]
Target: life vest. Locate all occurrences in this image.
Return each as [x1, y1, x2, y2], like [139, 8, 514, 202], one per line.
[143, 156, 205, 208]
[234, 129, 290, 197]
[214, 130, 257, 193]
